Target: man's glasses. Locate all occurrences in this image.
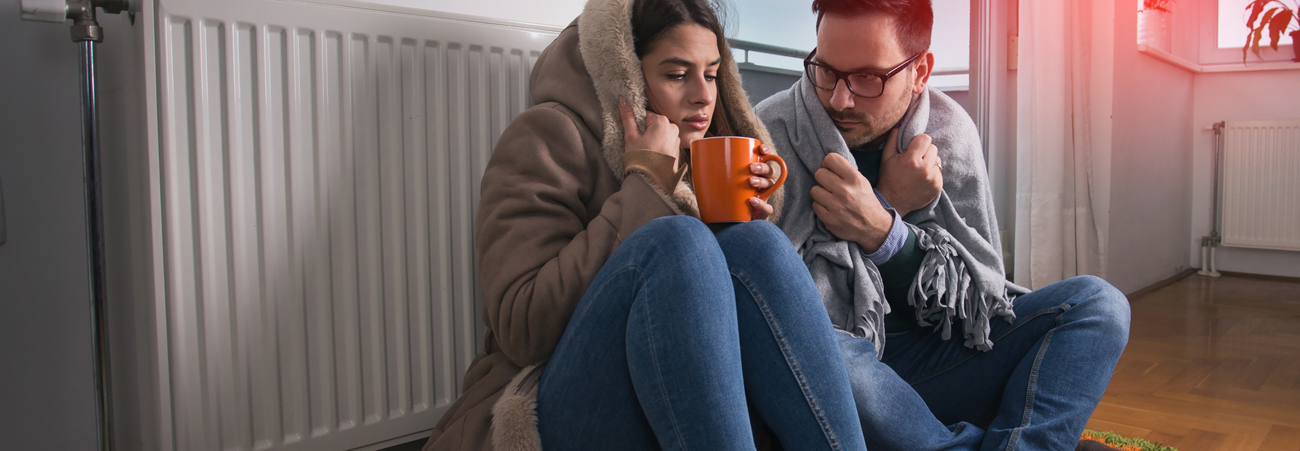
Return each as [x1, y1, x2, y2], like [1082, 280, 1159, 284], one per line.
[803, 49, 924, 98]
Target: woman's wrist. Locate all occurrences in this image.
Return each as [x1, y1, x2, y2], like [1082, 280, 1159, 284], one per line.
[623, 150, 684, 193]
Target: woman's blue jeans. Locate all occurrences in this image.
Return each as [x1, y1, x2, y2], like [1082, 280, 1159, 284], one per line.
[536, 216, 868, 451]
[837, 275, 1131, 451]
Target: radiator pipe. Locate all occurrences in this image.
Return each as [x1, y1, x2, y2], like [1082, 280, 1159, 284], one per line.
[20, 1, 129, 449]
[70, 2, 129, 450]
[78, 38, 114, 451]
[1198, 121, 1224, 277]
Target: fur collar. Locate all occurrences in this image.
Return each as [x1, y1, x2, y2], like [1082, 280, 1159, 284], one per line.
[491, 364, 543, 451]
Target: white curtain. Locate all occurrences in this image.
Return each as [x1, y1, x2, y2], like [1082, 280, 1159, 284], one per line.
[1014, 0, 1115, 289]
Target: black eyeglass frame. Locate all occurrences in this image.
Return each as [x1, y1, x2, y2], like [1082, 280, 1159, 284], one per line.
[802, 48, 925, 98]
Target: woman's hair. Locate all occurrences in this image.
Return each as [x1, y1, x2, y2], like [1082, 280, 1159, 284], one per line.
[631, 0, 735, 136]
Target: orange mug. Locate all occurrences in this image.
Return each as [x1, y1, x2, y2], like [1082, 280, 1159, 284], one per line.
[690, 136, 787, 223]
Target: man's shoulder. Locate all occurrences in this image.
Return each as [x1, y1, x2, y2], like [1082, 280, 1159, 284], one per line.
[753, 82, 798, 117]
[919, 87, 980, 147]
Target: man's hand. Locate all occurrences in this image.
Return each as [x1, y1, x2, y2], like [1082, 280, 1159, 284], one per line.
[878, 129, 943, 217]
[811, 153, 894, 253]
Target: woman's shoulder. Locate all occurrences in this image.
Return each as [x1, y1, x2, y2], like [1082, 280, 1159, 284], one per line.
[515, 101, 583, 127]
[495, 103, 587, 151]
[487, 101, 607, 179]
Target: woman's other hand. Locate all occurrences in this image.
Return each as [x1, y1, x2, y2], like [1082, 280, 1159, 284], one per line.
[746, 143, 779, 221]
[620, 97, 681, 169]
[747, 143, 781, 190]
[746, 197, 774, 221]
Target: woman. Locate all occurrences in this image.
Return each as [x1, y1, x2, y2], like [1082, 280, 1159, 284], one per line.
[424, 0, 866, 450]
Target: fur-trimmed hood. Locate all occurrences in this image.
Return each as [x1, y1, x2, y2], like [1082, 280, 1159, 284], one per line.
[529, 0, 784, 217]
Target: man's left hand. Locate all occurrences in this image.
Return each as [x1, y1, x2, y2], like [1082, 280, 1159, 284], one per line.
[811, 153, 894, 253]
[879, 129, 943, 217]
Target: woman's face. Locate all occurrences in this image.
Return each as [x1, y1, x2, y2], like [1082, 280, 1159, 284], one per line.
[640, 24, 720, 148]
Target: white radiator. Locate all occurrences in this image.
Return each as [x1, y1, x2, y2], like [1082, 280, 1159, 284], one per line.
[131, 0, 558, 449]
[1219, 119, 1300, 252]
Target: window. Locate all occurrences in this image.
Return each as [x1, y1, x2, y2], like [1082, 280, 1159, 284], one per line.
[730, 0, 817, 72]
[1198, 0, 1296, 64]
[730, 0, 970, 91]
[928, 0, 971, 91]
[1218, 0, 1293, 49]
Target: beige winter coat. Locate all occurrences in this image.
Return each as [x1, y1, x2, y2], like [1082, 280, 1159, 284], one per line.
[423, 0, 782, 449]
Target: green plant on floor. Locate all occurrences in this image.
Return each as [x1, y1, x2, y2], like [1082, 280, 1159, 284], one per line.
[1082, 430, 1179, 451]
[1241, 0, 1300, 61]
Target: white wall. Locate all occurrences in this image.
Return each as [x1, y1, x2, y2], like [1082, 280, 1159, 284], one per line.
[0, 0, 100, 449]
[1104, 0, 1300, 289]
[1190, 70, 1300, 278]
[1106, 0, 1196, 294]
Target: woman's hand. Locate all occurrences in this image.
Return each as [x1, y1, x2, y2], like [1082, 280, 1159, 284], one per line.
[746, 143, 780, 221]
[620, 96, 681, 169]
[747, 197, 774, 221]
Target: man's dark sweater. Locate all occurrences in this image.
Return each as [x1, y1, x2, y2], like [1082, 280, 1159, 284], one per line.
[850, 134, 925, 333]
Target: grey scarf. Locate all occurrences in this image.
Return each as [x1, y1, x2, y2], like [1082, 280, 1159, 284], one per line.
[755, 78, 1026, 358]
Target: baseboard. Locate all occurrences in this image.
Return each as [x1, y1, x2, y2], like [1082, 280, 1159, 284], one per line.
[1218, 271, 1300, 284]
[1125, 268, 1197, 300]
[361, 430, 432, 451]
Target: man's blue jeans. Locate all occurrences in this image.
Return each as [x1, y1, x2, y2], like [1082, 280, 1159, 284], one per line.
[838, 276, 1131, 451]
[537, 216, 868, 451]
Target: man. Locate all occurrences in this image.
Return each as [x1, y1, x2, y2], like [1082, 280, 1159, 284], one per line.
[752, 0, 1131, 450]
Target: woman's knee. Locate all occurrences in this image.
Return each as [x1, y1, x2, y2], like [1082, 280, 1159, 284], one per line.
[714, 220, 787, 249]
[617, 215, 735, 286]
[623, 216, 716, 258]
[635, 215, 711, 239]
[714, 220, 801, 269]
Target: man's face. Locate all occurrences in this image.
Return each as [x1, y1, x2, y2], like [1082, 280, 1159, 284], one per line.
[813, 12, 930, 148]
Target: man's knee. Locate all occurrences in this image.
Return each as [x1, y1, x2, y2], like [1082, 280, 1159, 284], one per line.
[1065, 275, 1131, 341]
[837, 334, 887, 386]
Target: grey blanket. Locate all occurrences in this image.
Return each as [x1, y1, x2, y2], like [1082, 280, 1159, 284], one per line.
[755, 78, 1026, 358]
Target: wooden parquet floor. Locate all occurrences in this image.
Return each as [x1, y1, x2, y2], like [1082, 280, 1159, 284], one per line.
[1085, 274, 1300, 451]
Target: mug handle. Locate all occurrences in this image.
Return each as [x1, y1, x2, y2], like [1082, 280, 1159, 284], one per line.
[755, 153, 787, 201]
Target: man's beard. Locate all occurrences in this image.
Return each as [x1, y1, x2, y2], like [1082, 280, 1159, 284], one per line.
[827, 87, 913, 148]
[826, 108, 888, 148]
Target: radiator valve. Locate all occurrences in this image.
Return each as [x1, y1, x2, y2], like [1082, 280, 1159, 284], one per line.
[19, 0, 131, 42]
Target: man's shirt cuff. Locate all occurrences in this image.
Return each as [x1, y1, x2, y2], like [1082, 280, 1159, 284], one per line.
[866, 190, 908, 266]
